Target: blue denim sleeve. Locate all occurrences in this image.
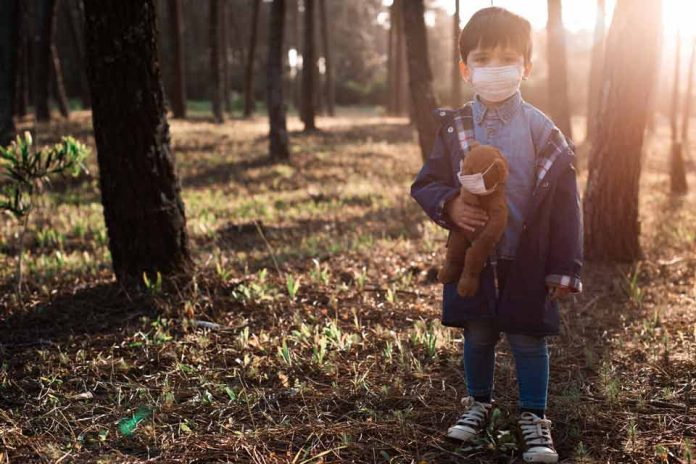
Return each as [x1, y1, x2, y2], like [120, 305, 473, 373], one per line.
[410, 126, 460, 230]
[545, 159, 583, 293]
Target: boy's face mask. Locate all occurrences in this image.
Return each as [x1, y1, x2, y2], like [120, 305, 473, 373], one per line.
[458, 161, 498, 195]
[470, 65, 523, 103]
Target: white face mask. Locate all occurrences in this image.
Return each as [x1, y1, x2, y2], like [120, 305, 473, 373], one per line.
[469, 65, 523, 102]
[458, 161, 499, 195]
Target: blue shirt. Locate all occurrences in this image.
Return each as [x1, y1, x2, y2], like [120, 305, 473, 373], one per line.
[471, 91, 556, 259]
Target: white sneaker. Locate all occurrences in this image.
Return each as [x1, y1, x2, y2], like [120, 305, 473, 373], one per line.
[446, 396, 493, 442]
[518, 412, 559, 463]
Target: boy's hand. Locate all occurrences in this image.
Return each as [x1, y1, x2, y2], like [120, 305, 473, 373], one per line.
[547, 284, 571, 300]
[445, 194, 488, 232]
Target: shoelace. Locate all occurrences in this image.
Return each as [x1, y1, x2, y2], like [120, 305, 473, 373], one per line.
[455, 397, 490, 427]
[519, 413, 554, 447]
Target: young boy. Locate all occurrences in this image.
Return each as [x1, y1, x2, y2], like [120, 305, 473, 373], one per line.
[410, 7, 582, 464]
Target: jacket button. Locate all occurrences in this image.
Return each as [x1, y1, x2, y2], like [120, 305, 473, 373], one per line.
[523, 223, 527, 231]
[447, 126, 454, 133]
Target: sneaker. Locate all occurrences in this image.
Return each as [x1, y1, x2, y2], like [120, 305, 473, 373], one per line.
[518, 412, 559, 463]
[446, 396, 493, 442]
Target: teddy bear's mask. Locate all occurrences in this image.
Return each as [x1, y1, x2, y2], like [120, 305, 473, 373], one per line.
[458, 144, 509, 195]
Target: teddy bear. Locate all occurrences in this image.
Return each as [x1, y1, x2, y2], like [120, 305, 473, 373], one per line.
[438, 142, 509, 297]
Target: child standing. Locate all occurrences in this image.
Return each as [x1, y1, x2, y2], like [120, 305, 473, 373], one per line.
[410, 7, 583, 463]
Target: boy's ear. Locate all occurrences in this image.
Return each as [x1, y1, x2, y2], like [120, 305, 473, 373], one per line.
[522, 61, 533, 80]
[459, 60, 471, 82]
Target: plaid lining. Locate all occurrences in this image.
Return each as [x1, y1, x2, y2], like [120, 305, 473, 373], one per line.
[451, 103, 581, 295]
[545, 274, 582, 293]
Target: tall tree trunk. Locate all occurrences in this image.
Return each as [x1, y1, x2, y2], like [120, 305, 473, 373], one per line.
[14, 1, 29, 118]
[402, 0, 439, 161]
[243, 0, 261, 117]
[221, 0, 231, 113]
[267, 0, 289, 160]
[209, 0, 224, 123]
[312, 0, 323, 116]
[682, 39, 696, 155]
[64, 0, 91, 108]
[670, 33, 688, 194]
[586, 0, 605, 143]
[291, 0, 301, 112]
[318, 0, 334, 116]
[0, 0, 19, 147]
[301, 0, 316, 131]
[387, 3, 394, 114]
[392, 0, 407, 116]
[583, 0, 662, 261]
[167, 0, 186, 118]
[34, 0, 58, 122]
[450, 0, 461, 107]
[51, 44, 70, 118]
[83, 0, 193, 285]
[546, 0, 572, 139]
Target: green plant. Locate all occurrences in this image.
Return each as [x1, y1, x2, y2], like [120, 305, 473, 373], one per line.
[286, 273, 301, 300]
[0, 132, 88, 297]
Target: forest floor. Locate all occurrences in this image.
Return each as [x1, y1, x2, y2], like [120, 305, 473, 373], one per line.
[0, 109, 695, 463]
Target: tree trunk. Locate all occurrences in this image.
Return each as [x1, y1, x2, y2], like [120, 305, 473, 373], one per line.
[392, 0, 407, 116]
[670, 33, 688, 194]
[221, 0, 231, 113]
[586, 0, 605, 143]
[387, 3, 394, 114]
[0, 0, 19, 147]
[583, 0, 662, 261]
[209, 0, 224, 123]
[302, 0, 316, 131]
[318, 0, 334, 116]
[546, 0, 572, 139]
[402, 0, 439, 161]
[243, 0, 261, 117]
[64, 0, 91, 108]
[83, 0, 193, 285]
[450, 0, 461, 107]
[267, 0, 289, 160]
[51, 44, 70, 118]
[291, 0, 301, 112]
[682, 39, 695, 154]
[33, 0, 58, 122]
[167, 0, 186, 118]
[14, 1, 29, 118]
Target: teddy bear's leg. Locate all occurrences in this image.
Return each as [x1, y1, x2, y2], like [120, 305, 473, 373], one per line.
[457, 238, 494, 297]
[438, 229, 471, 284]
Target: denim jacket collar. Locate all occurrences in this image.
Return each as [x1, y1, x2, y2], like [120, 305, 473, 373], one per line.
[472, 91, 523, 125]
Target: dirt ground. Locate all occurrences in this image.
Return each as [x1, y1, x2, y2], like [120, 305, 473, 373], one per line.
[0, 109, 694, 463]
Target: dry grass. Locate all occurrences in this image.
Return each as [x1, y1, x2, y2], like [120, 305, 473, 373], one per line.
[0, 109, 694, 463]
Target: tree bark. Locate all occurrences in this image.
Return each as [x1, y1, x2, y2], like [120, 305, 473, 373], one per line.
[33, 0, 58, 122]
[450, 0, 461, 107]
[670, 33, 687, 194]
[583, 0, 662, 261]
[50, 44, 70, 118]
[267, 0, 289, 160]
[167, 0, 187, 118]
[0, 0, 18, 147]
[391, 0, 407, 116]
[682, 39, 695, 153]
[243, 0, 261, 117]
[586, 0, 605, 142]
[318, 0, 334, 116]
[402, 0, 439, 161]
[209, 0, 224, 123]
[64, 0, 91, 108]
[301, 0, 316, 131]
[546, 0, 572, 139]
[221, 0, 231, 113]
[387, 2, 394, 114]
[83, 0, 193, 285]
[14, 1, 29, 118]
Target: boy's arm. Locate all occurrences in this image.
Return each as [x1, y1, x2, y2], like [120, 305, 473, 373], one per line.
[545, 159, 583, 293]
[410, 124, 460, 230]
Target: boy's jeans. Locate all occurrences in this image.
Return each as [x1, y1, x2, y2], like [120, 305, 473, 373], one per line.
[462, 318, 549, 410]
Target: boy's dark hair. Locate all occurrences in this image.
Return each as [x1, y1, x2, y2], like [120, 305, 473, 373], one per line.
[459, 7, 532, 64]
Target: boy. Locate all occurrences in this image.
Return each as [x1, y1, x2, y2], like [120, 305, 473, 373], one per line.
[410, 7, 582, 464]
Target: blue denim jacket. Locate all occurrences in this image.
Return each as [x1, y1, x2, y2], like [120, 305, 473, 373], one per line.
[410, 93, 583, 336]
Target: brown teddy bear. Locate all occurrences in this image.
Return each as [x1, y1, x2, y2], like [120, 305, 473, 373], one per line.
[438, 143, 509, 297]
